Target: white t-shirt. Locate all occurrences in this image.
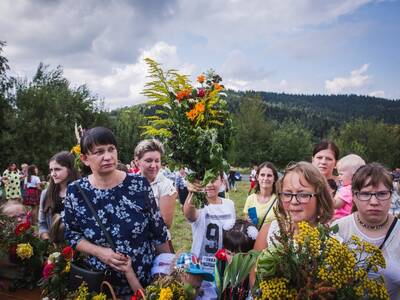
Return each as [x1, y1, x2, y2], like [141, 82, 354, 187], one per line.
[24, 175, 40, 188]
[333, 214, 400, 300]
[190, 198, 236, 273]
[150, 172, 177, 206]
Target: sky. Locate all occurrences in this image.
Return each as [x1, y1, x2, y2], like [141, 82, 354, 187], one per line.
[1, 0, 399, 109]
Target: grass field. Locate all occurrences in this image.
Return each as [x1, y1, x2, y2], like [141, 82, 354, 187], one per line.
[170, 180, 249, 251]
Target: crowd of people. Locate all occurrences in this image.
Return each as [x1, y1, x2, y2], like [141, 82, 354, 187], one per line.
[1, 126, 400, 299]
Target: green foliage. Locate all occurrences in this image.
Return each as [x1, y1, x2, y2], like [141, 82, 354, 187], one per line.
[332, 119, 400, 168]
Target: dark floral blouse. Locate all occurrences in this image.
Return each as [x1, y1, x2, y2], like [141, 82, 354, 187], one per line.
[63, 174, 168, 296]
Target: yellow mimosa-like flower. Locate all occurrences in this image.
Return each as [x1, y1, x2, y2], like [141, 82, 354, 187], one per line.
[159, 287, 173, 300]
[16, 243, 33, 259]
[92, 293, 107, 300]
[63, 261, 71, 273]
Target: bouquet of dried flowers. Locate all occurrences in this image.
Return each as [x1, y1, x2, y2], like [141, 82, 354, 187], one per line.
[0, 213, 50, 290]
[142, 58, 232, 207]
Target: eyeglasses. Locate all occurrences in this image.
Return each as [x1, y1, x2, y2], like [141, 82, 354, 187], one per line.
[279, 192, 316, 204]
[355, 190, 392, 202]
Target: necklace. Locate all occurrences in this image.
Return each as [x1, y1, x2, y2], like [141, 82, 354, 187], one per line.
[356, 213, 389, 230]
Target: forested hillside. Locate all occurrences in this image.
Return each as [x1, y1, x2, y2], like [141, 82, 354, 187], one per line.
[226, 90, 400, 139]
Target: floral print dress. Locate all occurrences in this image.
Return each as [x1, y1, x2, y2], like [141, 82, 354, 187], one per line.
[63, 174, 168, 296]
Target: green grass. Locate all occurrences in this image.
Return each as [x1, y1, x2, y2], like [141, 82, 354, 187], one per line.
[170, 180, 250, 252]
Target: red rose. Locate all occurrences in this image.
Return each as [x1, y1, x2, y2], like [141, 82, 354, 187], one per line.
[198, 88, 205, 98]
[15, 222, 30, 236]
[131, 290, 144, 300]
[62, 246, 74, 260]
[42, 262, 54, 279]
[25, 211, 32, 225]
[215, 248, 228, 261]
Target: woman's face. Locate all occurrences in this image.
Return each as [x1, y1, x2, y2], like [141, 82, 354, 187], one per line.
[281, 172, 318, 224]
[257, 167, 275, 191]
[81, 144, 118, 175]
[205, 176, 222, 200]
[138, 151, 161, 182]
[49, 160, 69, 185]
[354, 180, 392, 225]
[312, 149, 336, 179]
[9, 163, 17, 171]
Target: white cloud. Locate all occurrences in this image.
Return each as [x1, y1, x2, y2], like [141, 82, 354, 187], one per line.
[369, 90, 385, 98]
[325, 64, 371, 94]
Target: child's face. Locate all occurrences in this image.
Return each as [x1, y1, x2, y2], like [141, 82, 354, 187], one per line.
[205, 176, 222, 199]
[337, 164, 353, 186]
[3, 205, 26, 223]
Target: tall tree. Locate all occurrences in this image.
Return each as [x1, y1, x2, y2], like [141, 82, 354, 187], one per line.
[229, 96, 274, 166]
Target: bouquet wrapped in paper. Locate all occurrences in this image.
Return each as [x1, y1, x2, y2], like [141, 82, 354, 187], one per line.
[142, 59, 232, 207]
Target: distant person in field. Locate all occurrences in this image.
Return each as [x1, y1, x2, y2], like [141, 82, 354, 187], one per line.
[332, 154, 365, 220]
[248, 163, 258, 195]
[2, 163, 22, 201]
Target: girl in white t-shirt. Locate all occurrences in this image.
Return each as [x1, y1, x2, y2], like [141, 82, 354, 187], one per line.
[23, 165, 42, 221]
[184, 172, 236, 299]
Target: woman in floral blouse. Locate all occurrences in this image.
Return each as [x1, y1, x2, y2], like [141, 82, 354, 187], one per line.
[63, 127, 170, 297]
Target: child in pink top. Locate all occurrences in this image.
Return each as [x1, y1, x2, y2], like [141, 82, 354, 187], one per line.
[333, 154, 365, 220]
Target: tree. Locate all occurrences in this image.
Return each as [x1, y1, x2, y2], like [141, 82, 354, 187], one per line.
[333, 119, 400, 168]
[9, 63, 110, 173]
[269, 121, 313, 168]
[111, 106, 146, 164]
[229, 96, 274, 166]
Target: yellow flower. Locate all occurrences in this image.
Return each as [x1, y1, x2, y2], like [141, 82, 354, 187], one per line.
[258, 278, 296, 300]
[16, 243, 33, 259]
[71, 144, 81, 155]
[159, 287, 173, 300]
[92, 293, 107, 300]
[76, 282, 89, 300]
[295, 221, 321, 257]
[197, 74, 206, 83]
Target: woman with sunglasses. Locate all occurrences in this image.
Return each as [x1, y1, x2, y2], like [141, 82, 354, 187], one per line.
[332, 163, 400, 299]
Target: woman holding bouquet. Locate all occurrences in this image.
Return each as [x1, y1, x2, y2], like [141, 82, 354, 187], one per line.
[254, 161, 334, 251]
[63, 127, 170, 297]
[332, 163, 400, 299]
[184, 172, 236, 299]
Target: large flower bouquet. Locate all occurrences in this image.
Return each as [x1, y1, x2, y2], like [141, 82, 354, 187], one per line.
[251, 216, 388, 300]
[142, 58, 232, 207]
[0, 213, 50, 290]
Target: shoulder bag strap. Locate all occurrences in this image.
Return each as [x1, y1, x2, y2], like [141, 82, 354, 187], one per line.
[258, 197, 277, 230]
[76, 183, 116, 251]
[379, 217, 398, 250]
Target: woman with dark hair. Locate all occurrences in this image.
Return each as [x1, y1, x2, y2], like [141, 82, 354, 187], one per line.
[38, 151, 79, 244]
[333, 163, 400, 299]
[312, 140, 340, 195]
[243, 162, 279, 227]
[23, 164, 42, 222]
[63, 127, 170, 297]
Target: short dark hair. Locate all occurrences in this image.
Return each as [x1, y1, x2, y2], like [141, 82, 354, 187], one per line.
[223, 219, 258, 253]
[352, 163, 392, 193]
[80, 127, 117, 155]
[312, 140, 339, 161]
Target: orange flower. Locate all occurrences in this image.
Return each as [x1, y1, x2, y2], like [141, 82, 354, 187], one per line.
[214, 83, 223, 91]
[195, 102, 205, 113]
[197, 74, 206, 84]
[186, 109, 198, 121]
[176, 89, 192, 102]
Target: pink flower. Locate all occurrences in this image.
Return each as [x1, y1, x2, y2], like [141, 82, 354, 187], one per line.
[42, 262, 54, 279]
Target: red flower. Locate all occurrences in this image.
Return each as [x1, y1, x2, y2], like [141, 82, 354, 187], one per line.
[42, 262, 55, 279]
[131, 289, 144, 300]
[15, 222, 30, 236]
[62, 246, 74, 260]
[198, 88, 205, 98]
[215, 248, 228, 261]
